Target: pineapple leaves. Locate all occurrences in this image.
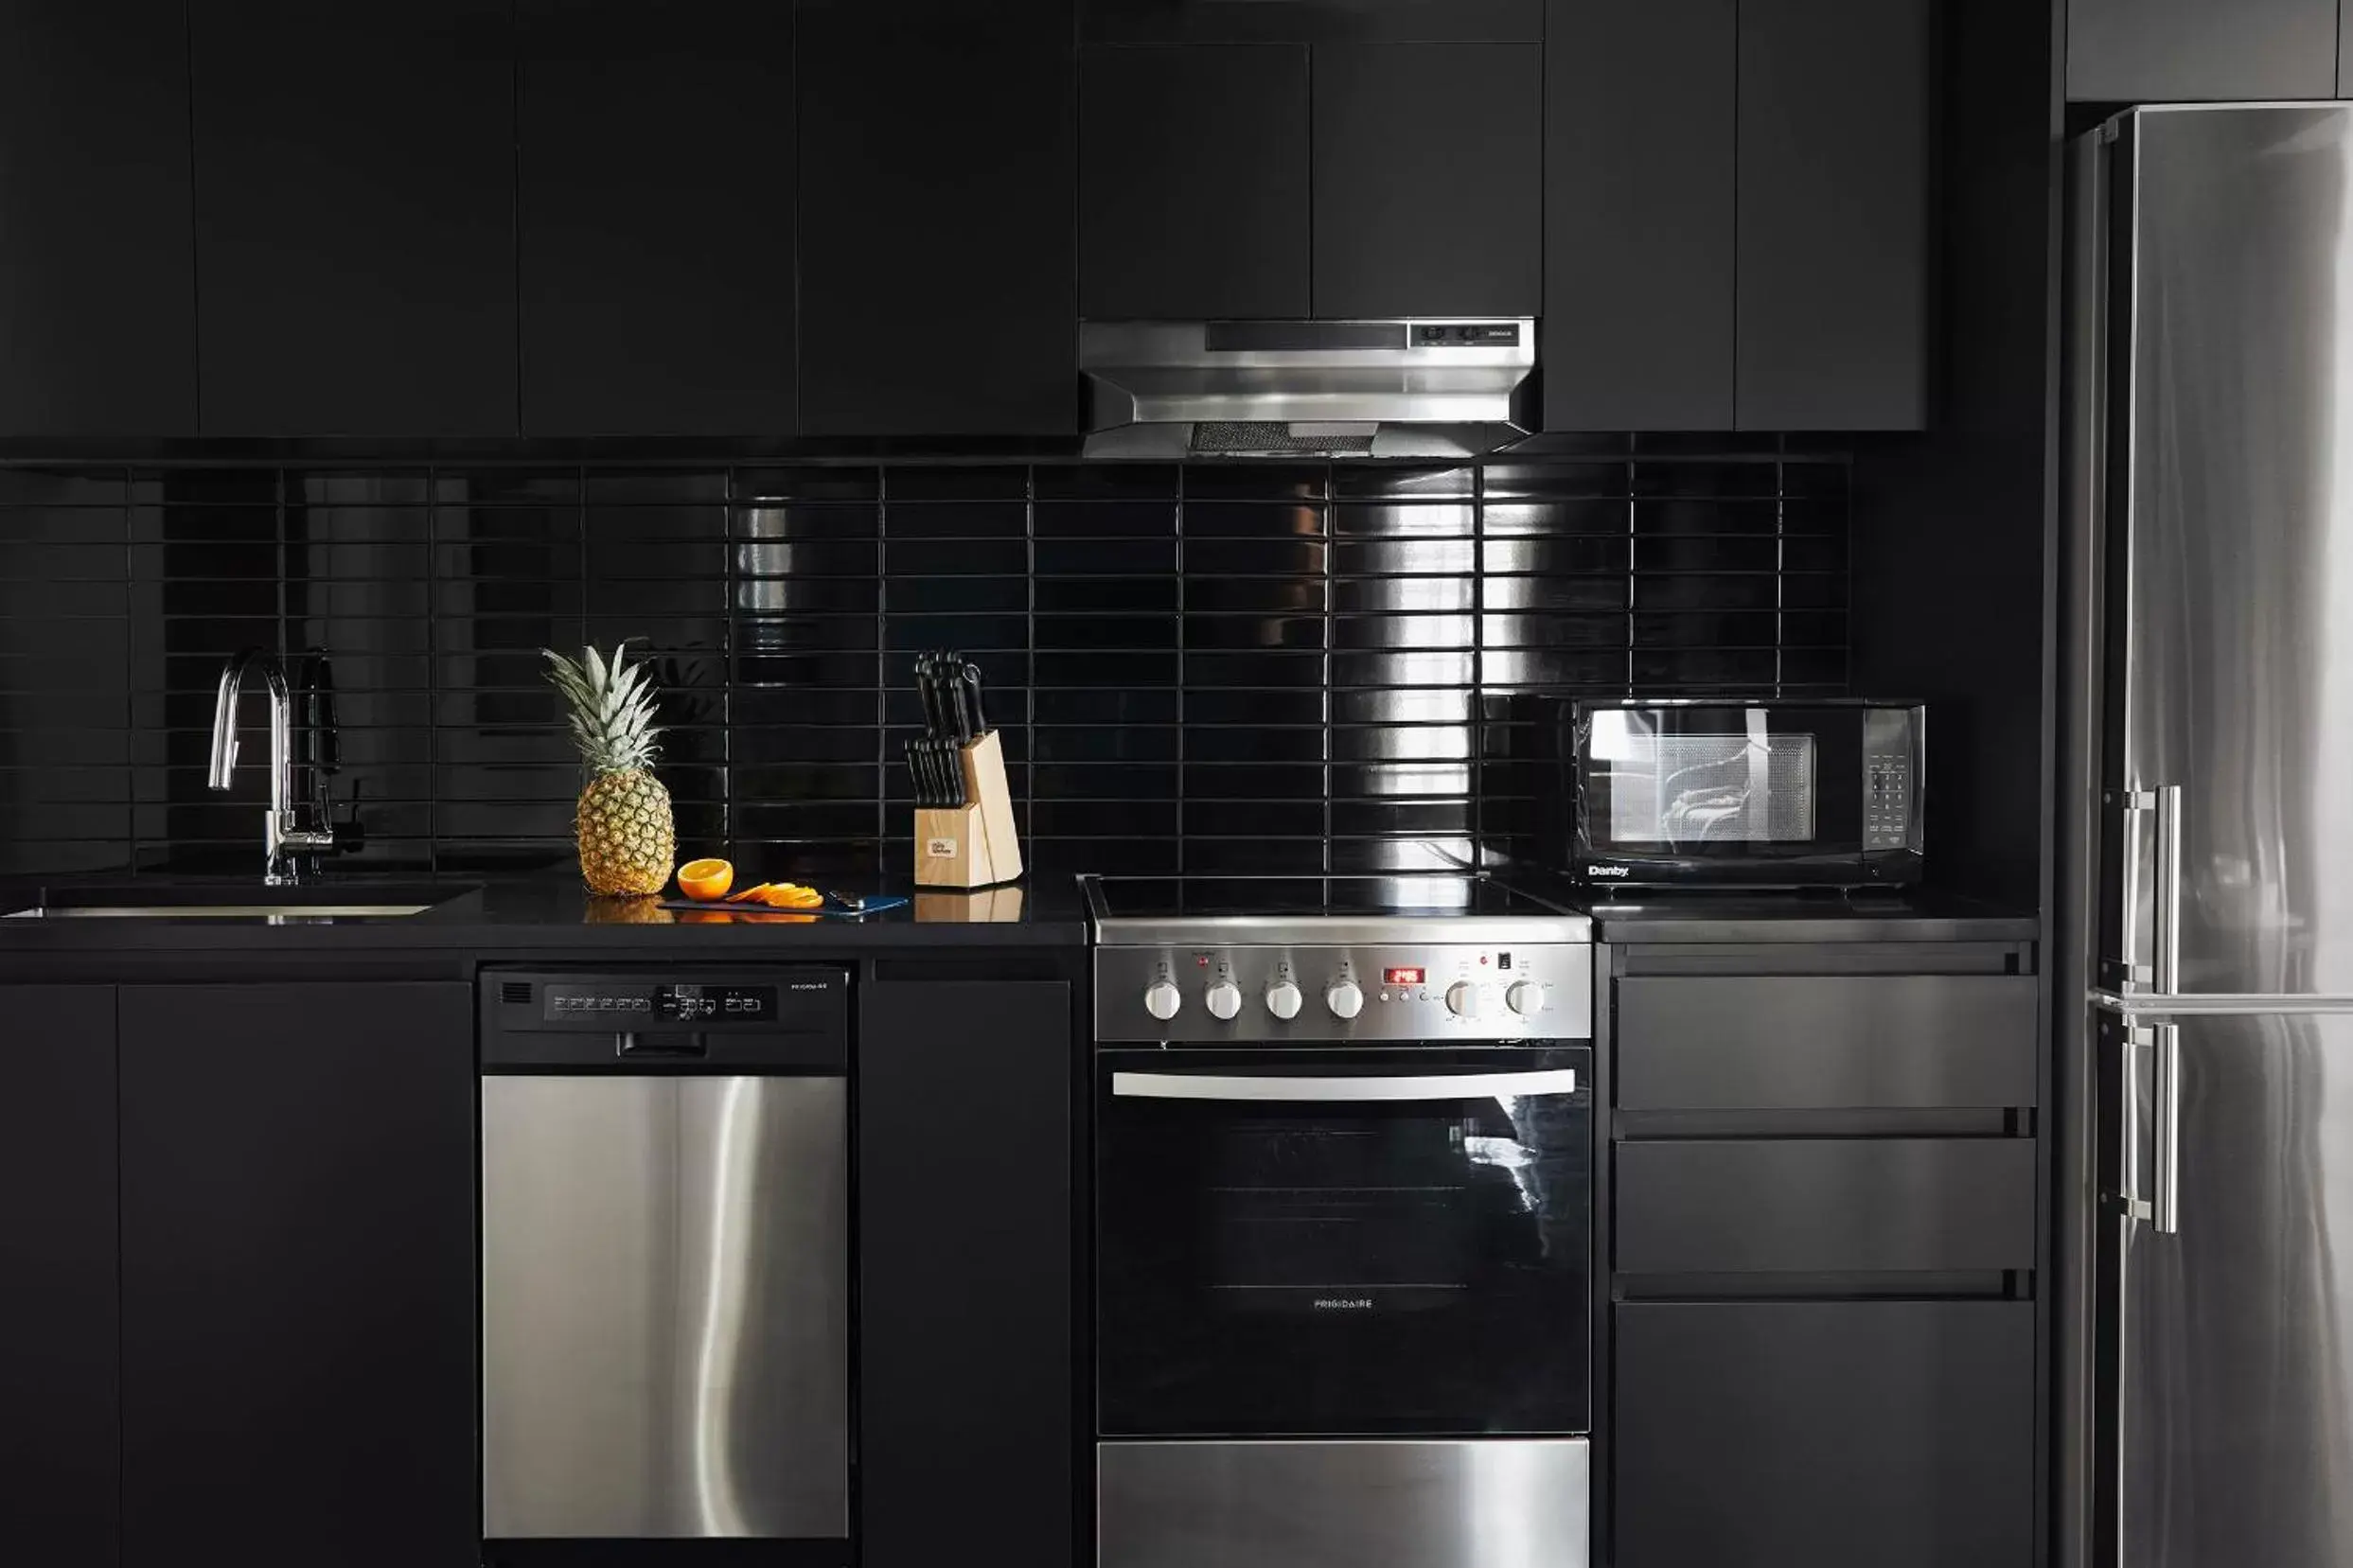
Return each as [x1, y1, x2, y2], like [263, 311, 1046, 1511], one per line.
[541, 642, 663, 775]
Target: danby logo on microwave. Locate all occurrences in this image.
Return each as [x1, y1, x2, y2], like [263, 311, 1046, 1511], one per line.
[1313, 1296, 1375, 1312]
[1587, 863, 1633, 879]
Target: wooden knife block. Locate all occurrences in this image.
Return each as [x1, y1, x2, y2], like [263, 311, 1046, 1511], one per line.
[914, 729, 1023, 889]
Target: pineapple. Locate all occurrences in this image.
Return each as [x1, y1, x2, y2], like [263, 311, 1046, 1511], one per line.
[542, 643, 676, 897]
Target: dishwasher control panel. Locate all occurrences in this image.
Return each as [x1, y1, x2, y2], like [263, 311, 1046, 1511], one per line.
[482, 967, 849, 1071]
[543, 979, 782, 1024]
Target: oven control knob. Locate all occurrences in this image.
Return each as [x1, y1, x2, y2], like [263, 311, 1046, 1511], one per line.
[1325, 980, 1365, 1020]
[1206, 979, 1243, 1021]
[1506, 981, 1547, 1018]
[1445, 980, 1482, 1019]
[1265, 980, 1303, 1020]
[1143, 980, 1183, 1021]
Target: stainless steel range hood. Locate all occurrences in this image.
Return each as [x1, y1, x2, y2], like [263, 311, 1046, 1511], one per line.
[1080, 318, 1535, 459]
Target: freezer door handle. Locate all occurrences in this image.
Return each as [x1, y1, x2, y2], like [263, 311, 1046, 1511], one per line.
[2117, 1021, 2182, 1236]
[2151, 1021, 2181, 1234]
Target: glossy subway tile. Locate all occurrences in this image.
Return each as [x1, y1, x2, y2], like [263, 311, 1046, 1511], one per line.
[0, 448, 1847, 875]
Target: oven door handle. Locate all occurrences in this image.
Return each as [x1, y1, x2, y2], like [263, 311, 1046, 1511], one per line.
[1110, 1068, 1579, 1102]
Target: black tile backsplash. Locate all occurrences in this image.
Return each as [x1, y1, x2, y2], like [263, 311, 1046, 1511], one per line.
[0, 441, 1848, 880]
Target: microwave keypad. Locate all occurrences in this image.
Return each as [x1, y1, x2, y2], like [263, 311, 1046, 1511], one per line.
[1865, 754, 1912, 849]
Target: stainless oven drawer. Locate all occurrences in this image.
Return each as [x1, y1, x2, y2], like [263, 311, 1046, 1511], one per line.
[1099, 1439, 1589, 1568]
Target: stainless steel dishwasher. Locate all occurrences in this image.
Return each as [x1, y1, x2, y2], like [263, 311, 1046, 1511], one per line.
[479, 967, 850, 1562]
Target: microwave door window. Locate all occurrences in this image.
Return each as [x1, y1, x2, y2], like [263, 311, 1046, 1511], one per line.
[1612, 732, 1817, 847]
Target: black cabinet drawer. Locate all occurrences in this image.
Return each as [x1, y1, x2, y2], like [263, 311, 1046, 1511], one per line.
[1616, 1138, 2034, 1275]
[1617, 974, 2037, 1111]
[1616, 1300, 2035, 1568]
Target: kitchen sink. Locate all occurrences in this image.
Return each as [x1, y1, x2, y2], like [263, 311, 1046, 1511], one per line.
[2, 882, 481, 921]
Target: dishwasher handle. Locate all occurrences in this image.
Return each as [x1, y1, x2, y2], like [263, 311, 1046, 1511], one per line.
[617, 1031, 706, 1059]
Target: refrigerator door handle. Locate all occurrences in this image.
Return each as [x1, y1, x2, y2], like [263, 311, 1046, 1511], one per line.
[2109, 784, 2184, 994]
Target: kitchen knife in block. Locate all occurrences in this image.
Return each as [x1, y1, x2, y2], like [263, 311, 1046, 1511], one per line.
[913, 728, 1023, 889]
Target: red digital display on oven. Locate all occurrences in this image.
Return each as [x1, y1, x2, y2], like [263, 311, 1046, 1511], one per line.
[1383, 966, 1425, 985]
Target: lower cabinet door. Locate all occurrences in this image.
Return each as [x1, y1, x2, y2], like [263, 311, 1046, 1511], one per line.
[118, 983, 476, 1568]
[858, 978, 1073, 1568]
[0, 986, 118, 1563]
[1615, 1300, 2034, 1568]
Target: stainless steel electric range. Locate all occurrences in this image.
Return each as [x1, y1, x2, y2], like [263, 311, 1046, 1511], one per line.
[1082, 874, 1595, 1568]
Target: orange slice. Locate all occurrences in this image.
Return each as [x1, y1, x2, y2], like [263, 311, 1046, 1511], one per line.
[676, 857, 734, 901]
[725, 882, 777, 905]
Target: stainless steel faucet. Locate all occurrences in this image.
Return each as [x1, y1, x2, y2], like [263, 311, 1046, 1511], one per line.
[208, 648, 337, 885]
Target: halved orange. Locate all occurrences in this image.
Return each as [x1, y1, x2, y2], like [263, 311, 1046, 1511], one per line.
[676, 857, 734, 901]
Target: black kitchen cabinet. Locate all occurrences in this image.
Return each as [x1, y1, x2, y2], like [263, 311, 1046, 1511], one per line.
[1543, 0, 1928, 432]
[1544, 0, 1734, 430]
[1615, 973, 2039, 1110]
[1311, 44, 1542, 317]
[118, 983, 475, 1568]
[797, 6, 1076, 435]
[518, 0, 796, 436]
[1081, 1, 1540, 44]
[189, 3, 518, 436]
[0, 3, 196, 437]
[0, 987, 118, 1564]
[1080, 44, 1312, 321]
[1615, 1301, 2035, 1568]
[1616, 1138, 2037, 1275]
[1735, 0, 1930, 430]
[859, 978, 1073, 1568]
[2068, 0, 2336, 103]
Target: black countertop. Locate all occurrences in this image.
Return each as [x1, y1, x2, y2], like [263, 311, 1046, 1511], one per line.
[1493, 869, 2038, 943]
[0, 869, 2040, 958]
[0, 873, 1092, 954]
[1566, 889, 2040, 944]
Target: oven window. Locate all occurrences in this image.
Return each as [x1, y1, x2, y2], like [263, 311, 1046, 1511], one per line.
[1096, 1048, 1592, 1438]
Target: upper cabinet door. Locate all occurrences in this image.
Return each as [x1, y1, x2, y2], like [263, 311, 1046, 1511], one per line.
[1735, 0, 1931, 431]
[1311, 44, 1541, 317]
[189, 2, 518, 436]
[1080, 44, 1310, 320]
[0, 1, 196, 436]
[1544, 0, 1734, 430]
[2068, 0, 2337, 102]
[797, 5, 1077, 436]
[518, 1, 795, 437]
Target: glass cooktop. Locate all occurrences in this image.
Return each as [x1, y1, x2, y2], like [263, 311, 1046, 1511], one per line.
[1084, 874, 1578, 923]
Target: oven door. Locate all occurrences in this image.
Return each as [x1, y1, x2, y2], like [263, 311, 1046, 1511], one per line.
[1096, 1046, 1592, 1438]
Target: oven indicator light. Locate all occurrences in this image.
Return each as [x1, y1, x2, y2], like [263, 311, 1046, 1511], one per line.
[1383, 966, 1424, 986]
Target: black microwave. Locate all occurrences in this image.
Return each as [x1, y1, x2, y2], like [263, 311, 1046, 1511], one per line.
[1568, 699, 1925, 888]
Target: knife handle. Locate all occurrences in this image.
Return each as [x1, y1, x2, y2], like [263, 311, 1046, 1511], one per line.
[961, 661, 989, 734]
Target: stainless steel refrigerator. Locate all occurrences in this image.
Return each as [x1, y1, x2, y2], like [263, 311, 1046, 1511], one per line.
[2063, 102, 2353, 1568]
